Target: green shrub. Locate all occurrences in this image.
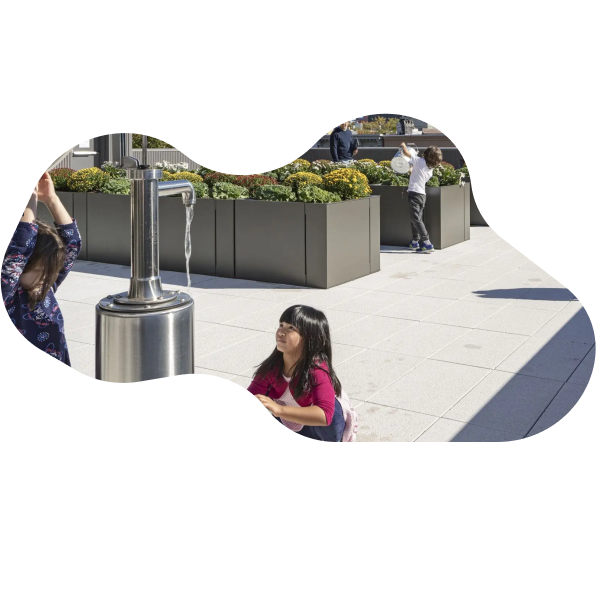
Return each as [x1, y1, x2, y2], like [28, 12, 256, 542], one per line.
[426, 176, 440, 187]
[265, 160, 310, 182]
[255, 185, 296, 202]
[193, 182, 210, 198]
[297, 185, 341, 203]
[231, 175, 278, 197]
[49, 168, 75, 191]
[67, 167, 110, 193]
[210, 182, 249, 199]
[434, 166, 463, 186]
[100, 178, 130, 195]
[310, 159, 341, 175]
[101, 161, 126, 179]
[379, 160, 392, 168]
[195, 166, 215, 177]
[457, 165, 469, 178]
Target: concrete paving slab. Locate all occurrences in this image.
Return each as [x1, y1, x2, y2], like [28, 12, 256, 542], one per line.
[330, 343, 366, 367]
[194, 297, 280, 325]
[375, 295, 455, 322]
[419, 263, 474, 280]
[293, 286, 368, 309]
[193, 277, 280, 297]
[68, 343, 96, 378]
[329, 290, 408, 315]
[475, 305, 555, 336]
[377, 276, 447, 296]
[333, 315, 415, 348]
[451, 265, 517, 283]
[417, 279, 487, 300]
[423, 300, 503, 329]
[531, 306, 595, 345]
[356, 403, 437, 442]
[414, 418, 522, 442]
[194, 325, 264, 360]
[194, 367, 236, 379]
[568, 346, 596, 387]
[65, 324, 96, 345]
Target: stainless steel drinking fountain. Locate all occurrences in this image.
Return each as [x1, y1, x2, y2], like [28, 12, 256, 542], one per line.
[95, 144, 196, 383]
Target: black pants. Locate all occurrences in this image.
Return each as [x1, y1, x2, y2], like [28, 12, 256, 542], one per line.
[408, 191, 430, 243]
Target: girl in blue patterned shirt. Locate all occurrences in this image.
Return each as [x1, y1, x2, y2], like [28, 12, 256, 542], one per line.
[2, 173, 82, 366]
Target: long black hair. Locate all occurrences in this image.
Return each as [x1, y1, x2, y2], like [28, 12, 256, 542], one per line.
[253, 305, 342, 399]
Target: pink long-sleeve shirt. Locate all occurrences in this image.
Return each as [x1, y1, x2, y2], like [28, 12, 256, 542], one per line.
[247, 362, 337, 425]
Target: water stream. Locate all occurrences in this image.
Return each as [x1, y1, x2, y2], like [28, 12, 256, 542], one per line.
[184, 205, 194, 290]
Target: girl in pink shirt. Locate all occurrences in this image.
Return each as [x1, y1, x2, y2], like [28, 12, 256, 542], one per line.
[248, 305, 347, 442]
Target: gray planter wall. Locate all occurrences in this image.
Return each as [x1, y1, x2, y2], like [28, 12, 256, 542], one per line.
[305, 197, 380, 288]
[56, 192, 381, 289]
[234, 200, 307, 287]
[373, 184, 470, 250]
[86, 193, 130, 265]
[234, 196, 380, 288]
[467, 180, 488, 226]
[85, 194, 219, 276]
[215, 199, 235, 278]
[425, 185, 470, 248]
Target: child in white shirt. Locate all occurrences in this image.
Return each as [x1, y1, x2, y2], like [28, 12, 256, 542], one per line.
[400, 142, 443, 252]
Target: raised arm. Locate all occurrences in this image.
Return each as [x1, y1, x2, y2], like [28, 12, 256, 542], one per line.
[21, 186, 38, 223]
[3, 186, 39, 303]
[399, 142, 412, 159]
[37, 173, 72, 225]
[36, 173, 82, 288]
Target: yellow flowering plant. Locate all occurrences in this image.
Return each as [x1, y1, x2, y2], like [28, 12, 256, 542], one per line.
[67, 167, 110, 193]
[284, 172, 323, 191]
[167, 171, 204, 184]
[322, 169, 371, 200]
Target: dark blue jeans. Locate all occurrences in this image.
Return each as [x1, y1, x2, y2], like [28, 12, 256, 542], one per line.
[296, 399, 345, 442]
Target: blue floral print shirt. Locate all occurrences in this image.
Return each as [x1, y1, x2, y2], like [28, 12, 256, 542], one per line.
[2, 220, 82, 365]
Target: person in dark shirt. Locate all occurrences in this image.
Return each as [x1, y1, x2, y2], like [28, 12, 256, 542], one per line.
[2, 173, 82, 365]
[330, 121, 359, 162]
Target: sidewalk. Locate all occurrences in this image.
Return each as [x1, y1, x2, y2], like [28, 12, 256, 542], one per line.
[57, 227, 596, 442]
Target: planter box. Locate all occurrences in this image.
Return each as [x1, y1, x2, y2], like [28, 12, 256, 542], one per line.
[234, 196, 380, 289]
[373, 184, 470, 250]
[466, 179, 488, 226]
[85, 194, 218, 276]
[86, 193, 131, 266]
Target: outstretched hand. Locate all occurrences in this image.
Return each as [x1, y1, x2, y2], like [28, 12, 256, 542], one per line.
[255, 394, 283, 417]
[37, 172, 57, 204]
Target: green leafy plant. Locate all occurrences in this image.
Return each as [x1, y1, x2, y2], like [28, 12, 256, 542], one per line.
[101, 161, 126, 179]
[100, 178, 130, 195]
[193, 182, 210, 198]
[434, 165, 463, 186]
[210, 182, 249, 199]
[67, 167, 110, 193]
[195, 166, 215, 177]
[310, 159, 346, 176]
[457, 165, 469, 179]
[426, 176, 440, 187]
[322, 169, 371, 199]
[264, 160, 310, 182]
[379, 160, 392, 168]
[255, 185, 296, 202]
[232, 175, 277, 197]
[49, 168, 75, 191]
[297, 185, 341, 203]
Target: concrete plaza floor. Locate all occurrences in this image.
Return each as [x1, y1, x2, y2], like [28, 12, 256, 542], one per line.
[57, 227, 596, 442]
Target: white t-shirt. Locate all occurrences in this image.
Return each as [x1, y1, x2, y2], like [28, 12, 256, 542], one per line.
[407, 148, 433, 195]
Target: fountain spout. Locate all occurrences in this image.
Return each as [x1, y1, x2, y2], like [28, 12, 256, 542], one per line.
[158, 180, 197, 207]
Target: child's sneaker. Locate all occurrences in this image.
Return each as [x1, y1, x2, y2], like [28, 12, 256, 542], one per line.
[408, 240, 420, 250]
[417, 241, 434, 253]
